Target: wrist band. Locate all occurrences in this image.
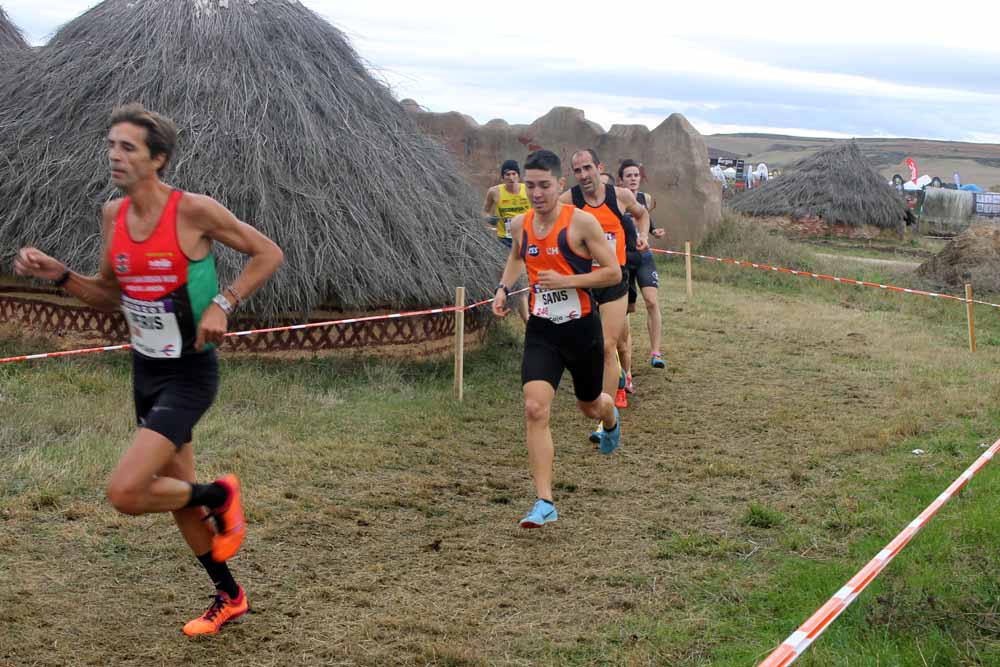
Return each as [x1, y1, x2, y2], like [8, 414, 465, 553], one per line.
[54, 270, 71, 287]
[496, 283, 509, 297]
[224, 285, 243, 308]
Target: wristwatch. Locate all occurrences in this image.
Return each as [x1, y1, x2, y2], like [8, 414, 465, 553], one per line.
[212, 293, 234, 315]
[496, 283, 510, 297]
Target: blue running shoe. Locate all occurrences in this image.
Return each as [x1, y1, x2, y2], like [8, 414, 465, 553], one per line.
[519, 499, 558, 528]
[589, 421, 603, 444]
[650, 353, 666, 369]
[599, 408, 621, 454]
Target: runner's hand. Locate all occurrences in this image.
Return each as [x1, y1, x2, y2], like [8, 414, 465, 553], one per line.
[196, 306, 228, 350]
[13, 247, 66, 281]
[636, 236, 649, 252]
[536, 270, 569, 289]
[651, 228, 665, 239]
[492, 289, 509, 317]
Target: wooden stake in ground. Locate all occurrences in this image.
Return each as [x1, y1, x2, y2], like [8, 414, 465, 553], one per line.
[966, 283, 976, 353]
[454, 286, 465, 401]
[685, 241, 693, 301]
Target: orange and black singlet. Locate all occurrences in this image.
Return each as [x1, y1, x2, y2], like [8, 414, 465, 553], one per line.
[571, 184, 626, 267]
[109, 190, 219, 359]
[519, 204, 594, 323]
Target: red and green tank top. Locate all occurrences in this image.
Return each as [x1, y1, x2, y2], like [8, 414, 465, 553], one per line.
[109, 190, 218, 359]
[519, 204, 594, 323]
[571, 184, 627, 266]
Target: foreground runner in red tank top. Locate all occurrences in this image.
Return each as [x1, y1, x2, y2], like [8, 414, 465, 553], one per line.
[492, 149, 622, 529]
[14, 104, 283, 636]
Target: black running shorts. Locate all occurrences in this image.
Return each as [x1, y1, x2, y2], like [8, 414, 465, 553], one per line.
[628, 251, 660, 304]
[132, 349, 219, 449]
[522, 313, 605, 402]
[592, 267, 629, 305]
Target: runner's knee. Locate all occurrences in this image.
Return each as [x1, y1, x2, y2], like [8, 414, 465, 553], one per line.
[524, 398, 551, 423]
[106, 479, 145, 516]
[578, 398, 602, 419]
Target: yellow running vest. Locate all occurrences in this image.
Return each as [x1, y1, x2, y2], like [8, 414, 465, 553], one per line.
[495, 183, 531, 239]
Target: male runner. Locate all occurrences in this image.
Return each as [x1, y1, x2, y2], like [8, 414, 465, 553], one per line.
[617, 160, 666, 395]
[492, 150, 621, 528]
[13, 104, 283, 635]
[561, 149, 649, 437]
[483, 159, 530, 321]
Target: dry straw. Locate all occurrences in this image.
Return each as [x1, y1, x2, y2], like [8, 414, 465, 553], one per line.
[0, 0, 504, 317]
[0, 6, 28, 59]
[731, 141, 907, 229]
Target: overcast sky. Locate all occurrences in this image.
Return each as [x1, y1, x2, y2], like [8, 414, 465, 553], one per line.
[7, 0, 1000, 142]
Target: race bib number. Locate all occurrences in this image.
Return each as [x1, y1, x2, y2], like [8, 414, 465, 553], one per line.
[121, 295, 182, 359]
[531, 287, 582, 324]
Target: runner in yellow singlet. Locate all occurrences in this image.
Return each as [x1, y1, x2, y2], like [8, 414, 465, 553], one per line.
[483, 159, 530, 321]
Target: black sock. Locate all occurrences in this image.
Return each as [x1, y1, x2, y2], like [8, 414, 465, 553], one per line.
[186, 482, 228, 509]
[539, 498, 554, 505]
[197, 552, 240, 599]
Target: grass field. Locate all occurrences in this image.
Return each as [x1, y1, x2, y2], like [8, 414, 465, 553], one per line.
[3, 220, 1000, 666]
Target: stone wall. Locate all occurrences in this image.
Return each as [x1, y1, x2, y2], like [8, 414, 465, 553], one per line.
[404, 102, 722, 249]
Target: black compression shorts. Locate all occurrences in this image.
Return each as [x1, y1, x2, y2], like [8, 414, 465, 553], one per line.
[592, 268, 629, 305]
[132, 349, 219, 449]
[628, 251, 660, 304]
[521, 313, 605, 402]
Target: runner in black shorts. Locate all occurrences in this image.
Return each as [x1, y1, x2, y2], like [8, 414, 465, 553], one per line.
[618, 159, 666, 388]
[14, 104, 283, 636]
[558, 151, 649, 441]
[492, 149, 622, 529]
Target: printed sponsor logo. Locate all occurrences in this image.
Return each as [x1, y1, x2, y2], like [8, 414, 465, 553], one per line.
[527, 244, 540, 256]
[148, 258, 173, 270]
[115, 252, 130, 274]
[546, 247, 559, 255]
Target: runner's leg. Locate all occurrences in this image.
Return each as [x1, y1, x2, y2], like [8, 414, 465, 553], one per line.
[523, 380, 556, 502]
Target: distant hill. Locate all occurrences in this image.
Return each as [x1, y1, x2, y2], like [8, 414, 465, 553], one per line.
[707, 134, 1000, 190]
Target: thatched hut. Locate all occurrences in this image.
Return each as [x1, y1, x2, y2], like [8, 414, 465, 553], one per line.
[730, 141, 906, 230]
[0, 0, 503, 354]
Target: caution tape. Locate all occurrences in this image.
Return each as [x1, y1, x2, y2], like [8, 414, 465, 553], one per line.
[0, 288, 528, 365]
[758, 437, 1000, 667]
[652, 248, 1000, 310]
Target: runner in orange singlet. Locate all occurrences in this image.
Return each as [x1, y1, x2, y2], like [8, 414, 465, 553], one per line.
[492, 150, 622, 528]
[561, 149, 650, 439]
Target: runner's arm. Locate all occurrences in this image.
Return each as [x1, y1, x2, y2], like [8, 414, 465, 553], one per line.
[482, 187, 499, 229]
[492, 215, 526, 316]
[618, 187, 650, 248]
[186, 195, 284, 307]
[13, 203, 122, 311]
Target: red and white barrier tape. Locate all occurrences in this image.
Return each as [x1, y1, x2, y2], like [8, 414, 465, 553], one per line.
[653, 249, 1000, 310]
[758, 437, 1000, 667]
[0, 289, 528, 365]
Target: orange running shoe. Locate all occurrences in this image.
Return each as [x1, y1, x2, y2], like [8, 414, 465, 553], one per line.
[210, 474, 246, 562]
[182, 587, 248, 636]
[614, 388, 628, 409]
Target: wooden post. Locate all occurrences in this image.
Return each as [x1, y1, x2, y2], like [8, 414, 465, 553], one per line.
[685, 241, 693, 301]
[966, 283, 976, 353]
[454, 287, 465, 401]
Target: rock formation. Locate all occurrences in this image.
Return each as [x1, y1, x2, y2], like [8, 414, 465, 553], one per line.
[404, 101, 722, 248]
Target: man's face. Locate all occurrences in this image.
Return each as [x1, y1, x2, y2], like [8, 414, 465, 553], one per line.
[107, 122, 163, 190]
[502, 169, 520, 187]
[524, 168, 565, 215]
[621, 166, 642, 192]
[571, 152, 602, 195]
